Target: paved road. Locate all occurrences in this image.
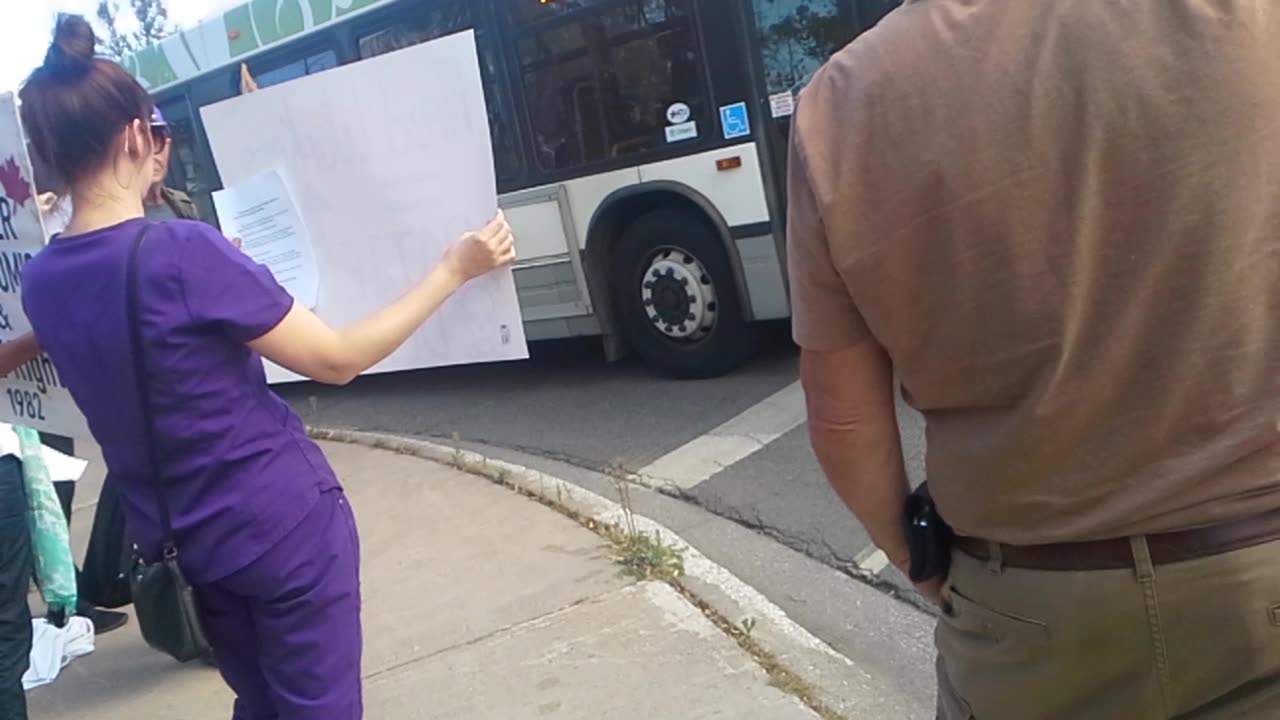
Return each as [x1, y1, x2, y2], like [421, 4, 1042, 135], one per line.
[278, 327, 928, 589]
[278, 330, 940, 707]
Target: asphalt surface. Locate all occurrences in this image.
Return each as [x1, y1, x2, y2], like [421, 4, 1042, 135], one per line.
[284, 329, 804, 472]
[280, 325, 936, 645]
[280, 328, 927, 580]
[276, 328, 939, 693]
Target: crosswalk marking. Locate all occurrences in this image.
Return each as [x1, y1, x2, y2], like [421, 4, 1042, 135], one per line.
[637, 381, 807, 490]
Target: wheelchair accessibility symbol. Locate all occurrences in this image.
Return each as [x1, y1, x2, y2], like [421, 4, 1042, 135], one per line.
[719, 102, 751, 140]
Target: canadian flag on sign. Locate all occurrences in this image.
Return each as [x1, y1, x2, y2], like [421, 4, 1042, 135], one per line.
[0, 156, 32, 210]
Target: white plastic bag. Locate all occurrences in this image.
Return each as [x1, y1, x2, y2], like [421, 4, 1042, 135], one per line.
[22, 617, 95, 690]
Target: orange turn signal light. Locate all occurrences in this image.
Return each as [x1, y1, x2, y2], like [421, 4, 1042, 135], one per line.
[716, 157, 743, 171]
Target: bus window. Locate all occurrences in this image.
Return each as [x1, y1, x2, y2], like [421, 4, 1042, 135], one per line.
[157, 96, 219, 224]
[512, 0, 708, 172]
[752, 0, 847, 98]
[507, 0, 614, 25]
[356, 3, 470, 57]
[357, 4, 519, 179]
[251, 49, 339, 89]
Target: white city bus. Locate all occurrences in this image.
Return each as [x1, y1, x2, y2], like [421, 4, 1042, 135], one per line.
[123, 0, 901, 378]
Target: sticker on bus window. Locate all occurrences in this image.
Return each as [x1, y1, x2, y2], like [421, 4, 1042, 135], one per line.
[720, 102, 751, 140]
[666, 102, 691, 125]
[666, 121, 698, 144]
[769, 91, 795, 118]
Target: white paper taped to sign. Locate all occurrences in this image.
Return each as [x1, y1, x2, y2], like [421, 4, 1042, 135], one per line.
[201, 30, 528, 384]
[213, 169, 320, 309]
[0, 93, 89, 438]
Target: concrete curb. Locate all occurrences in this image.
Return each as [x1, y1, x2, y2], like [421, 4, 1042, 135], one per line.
[309, 427, 866, 716]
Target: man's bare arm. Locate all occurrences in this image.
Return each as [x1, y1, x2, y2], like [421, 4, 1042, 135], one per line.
[0, 334, 40, 377]
[800, 343, 913, 575]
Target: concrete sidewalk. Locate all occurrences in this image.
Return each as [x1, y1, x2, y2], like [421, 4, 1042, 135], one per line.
[27, 441, 830, 719]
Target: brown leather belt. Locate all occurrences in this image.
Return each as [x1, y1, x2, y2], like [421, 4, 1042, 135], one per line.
[954, 506, 1280, 572]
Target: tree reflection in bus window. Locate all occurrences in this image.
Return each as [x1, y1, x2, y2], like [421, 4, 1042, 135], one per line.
[157, 97, 219, 224]
[357, 3, 518, 179]
[252, 50, 339, 89]
[752, 0, 847, 98]
[515, 0, 707, 172]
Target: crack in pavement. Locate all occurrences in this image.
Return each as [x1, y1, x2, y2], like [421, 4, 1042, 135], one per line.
[362, 586, 626, 682]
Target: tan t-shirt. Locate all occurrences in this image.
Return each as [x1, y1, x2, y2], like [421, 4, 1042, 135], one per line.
[788, 0, 1280, 544]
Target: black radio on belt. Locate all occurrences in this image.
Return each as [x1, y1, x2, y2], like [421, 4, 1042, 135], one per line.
[904, 482, 954, 583]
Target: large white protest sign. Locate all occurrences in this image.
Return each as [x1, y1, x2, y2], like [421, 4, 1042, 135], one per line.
[0, 93, 88, 437]
[201, 30, 528, 383]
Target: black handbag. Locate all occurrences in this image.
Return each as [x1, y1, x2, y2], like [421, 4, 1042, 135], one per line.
[78, 481, 134, 609]
[124, 224, 212, 663]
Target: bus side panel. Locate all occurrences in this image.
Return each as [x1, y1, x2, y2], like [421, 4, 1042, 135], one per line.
[502, 168, 638, 331]
[637, 143, 770, 227]
[503, 185, 595, 324]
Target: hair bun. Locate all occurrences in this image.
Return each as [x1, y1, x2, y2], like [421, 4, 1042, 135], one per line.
[42, 15, 97, 82]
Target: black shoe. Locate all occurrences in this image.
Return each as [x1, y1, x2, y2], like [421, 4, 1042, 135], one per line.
[85, 608, 129, 635]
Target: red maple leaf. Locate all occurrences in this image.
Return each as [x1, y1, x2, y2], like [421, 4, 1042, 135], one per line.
[0, 156, 32, 209]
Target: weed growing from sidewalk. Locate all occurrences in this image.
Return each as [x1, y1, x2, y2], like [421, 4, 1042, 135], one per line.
[604, 469, 684, 582]
[602, 526, 684, 582]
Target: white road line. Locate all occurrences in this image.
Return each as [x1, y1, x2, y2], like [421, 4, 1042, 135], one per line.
[637, 381, 807, 490]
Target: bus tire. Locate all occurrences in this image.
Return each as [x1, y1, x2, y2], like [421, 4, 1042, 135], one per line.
[611, 208, 758, 379]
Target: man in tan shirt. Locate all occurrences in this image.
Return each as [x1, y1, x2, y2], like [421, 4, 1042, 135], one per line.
[789, 1, 1280, 718]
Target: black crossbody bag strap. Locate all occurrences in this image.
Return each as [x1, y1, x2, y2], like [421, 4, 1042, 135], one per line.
[124, 224, 176, 556]
[122, 223, 210, 664]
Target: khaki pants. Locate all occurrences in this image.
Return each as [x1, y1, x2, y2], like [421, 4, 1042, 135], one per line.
[936, 538, 1280, 719]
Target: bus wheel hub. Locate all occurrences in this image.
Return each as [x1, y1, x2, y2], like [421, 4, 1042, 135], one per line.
[641, 248, 717, 341]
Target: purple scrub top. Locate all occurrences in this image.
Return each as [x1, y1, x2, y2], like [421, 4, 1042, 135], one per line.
[23, 218, 340, 584]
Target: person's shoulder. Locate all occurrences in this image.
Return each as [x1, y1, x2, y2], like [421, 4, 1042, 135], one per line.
[164, 188, 195, 208]
[156, 218, 220, 240]
[794, 3, 942, 171]
[161, 187, 202, 221]
[22, 242, 54, 289]
[159, 220, 245, 271]
[800, 3, 927, 113]
[145, 219, 227, 258]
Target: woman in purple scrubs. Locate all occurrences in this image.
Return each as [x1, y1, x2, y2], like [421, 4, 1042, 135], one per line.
[18, 16, 514, 719]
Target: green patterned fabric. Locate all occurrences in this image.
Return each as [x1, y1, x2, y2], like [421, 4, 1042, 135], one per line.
[15, 425, 77, 615]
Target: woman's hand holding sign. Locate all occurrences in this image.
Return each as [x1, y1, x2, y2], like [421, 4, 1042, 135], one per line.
[443, 211, 516, 284]
[249, 211, 517, 386]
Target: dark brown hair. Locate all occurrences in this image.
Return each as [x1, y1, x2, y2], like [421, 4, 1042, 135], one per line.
[18, 15, 154, 185]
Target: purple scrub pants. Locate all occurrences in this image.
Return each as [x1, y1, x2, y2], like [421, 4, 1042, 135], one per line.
[196, 489, 363, 719]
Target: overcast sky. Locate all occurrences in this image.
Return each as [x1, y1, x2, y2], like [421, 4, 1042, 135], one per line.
[0, 0, 237, 92]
